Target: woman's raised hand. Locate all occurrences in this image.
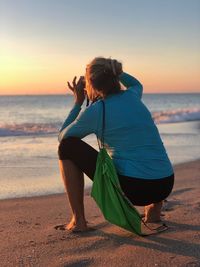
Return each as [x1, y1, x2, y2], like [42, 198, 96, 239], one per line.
[67, 76, 86, 106]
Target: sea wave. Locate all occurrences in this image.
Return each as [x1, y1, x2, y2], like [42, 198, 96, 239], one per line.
[152, 108, 200, 124]
[0, 123, 59, 137]
[0, 108, 200, 137]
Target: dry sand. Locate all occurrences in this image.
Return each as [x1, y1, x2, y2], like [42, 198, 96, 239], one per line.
[0, 160, 200, 267]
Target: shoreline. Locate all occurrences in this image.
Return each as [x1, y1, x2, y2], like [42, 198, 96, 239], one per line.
[0, 158, 199, 202]
[0, 159, 200, 266]
[1, 118, 199, 201]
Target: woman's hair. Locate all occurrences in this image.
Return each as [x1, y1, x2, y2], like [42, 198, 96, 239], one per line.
[85, 57, 122, 100]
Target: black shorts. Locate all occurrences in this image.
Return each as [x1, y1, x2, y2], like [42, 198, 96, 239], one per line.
[58, 137, 174, 206]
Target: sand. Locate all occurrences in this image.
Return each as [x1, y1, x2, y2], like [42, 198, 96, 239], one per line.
[0, 160, 200, 267]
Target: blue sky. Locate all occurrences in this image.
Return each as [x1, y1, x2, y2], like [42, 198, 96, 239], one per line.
[0, 0, 200, 94]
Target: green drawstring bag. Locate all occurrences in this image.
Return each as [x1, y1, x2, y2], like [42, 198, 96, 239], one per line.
[91, 100, 142, 235]
[91, 147, 142, 235]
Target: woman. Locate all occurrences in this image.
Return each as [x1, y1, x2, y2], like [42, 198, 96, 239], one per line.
[58, 57, 174, 232]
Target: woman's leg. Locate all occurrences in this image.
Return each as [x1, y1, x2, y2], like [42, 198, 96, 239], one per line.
[58, 137, 98, 231]
[59, 160, 87, 231]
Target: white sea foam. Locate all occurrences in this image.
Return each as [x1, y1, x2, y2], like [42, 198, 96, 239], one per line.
[152, 108, 200, 124]
[0, 108, 200, 137]
[0, 123, 59, 137]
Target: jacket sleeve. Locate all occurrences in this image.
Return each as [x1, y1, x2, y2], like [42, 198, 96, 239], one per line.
[119, 72, 143, 99]
[59, 103, 82, 132]
[58, 102, 99, 142]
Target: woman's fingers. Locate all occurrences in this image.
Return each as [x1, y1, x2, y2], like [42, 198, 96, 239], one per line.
[76, 77, 83, 88]
[72, 76, 77, 87]
[67, 82, 74, 92]
[76, 77, 81, 86]
[67, 75, 85, 93]
[66, 75, 85, 105]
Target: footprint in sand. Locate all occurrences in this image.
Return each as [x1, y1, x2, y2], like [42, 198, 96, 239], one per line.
[29, 240, 36, 247]
[63, 258, 93, 267]
[16, 220, 32, 226]
[54, 224, 66, 231]
[185, 261, 200, 267]
[54, 224, 97, 234]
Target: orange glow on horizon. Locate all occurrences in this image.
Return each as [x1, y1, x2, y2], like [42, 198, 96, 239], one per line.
[0, 46, 199, 95]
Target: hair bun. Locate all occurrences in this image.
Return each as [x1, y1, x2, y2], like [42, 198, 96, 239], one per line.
[104, 58, 122, 77]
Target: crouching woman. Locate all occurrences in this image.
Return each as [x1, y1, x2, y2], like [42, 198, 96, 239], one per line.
[58, 57, 174, 232]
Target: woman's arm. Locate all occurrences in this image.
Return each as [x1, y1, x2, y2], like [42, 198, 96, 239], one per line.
[60, 75, 86, 132]
[119, 72, 143, 99]
[59, 103, 82, 132]
[58, 103, 99, 142]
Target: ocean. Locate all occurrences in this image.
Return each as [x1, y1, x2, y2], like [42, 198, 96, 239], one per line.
[0, 94, 200, 200]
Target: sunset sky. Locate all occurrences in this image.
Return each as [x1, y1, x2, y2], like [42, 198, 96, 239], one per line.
[0, 0, 200, 95]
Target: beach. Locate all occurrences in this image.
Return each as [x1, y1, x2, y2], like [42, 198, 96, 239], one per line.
[1, 159, 200, 267]
[1, 0, 200, 265]
[0, 95, 199, 267]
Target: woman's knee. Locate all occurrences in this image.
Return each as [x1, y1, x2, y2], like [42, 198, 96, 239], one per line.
[58, 136, 80, 160]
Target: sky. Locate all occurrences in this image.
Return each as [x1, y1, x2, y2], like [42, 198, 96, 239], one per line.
[0, 0, 200, 95]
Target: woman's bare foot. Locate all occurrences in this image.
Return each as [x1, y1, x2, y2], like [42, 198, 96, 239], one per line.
[66, 217, 76, 230]
[144, 201, 163, 223]
[66, 216, 89, 232]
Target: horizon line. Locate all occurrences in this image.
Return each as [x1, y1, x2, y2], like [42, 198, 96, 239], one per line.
[0, 92, 200, 96]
